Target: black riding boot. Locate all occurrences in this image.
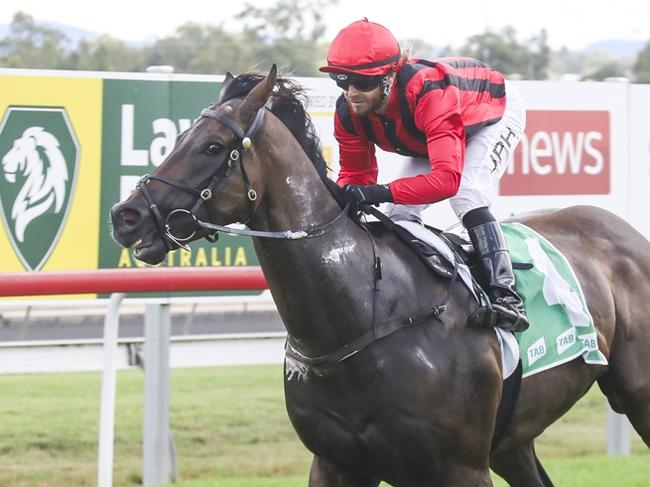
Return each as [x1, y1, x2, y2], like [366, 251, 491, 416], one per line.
[465, 214, 530, 332]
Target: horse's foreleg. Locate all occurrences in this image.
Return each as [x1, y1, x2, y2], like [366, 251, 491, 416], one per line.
[490, 441, 554, 487]
[308, 455, 380, 487]
[436, 461, 494, 487]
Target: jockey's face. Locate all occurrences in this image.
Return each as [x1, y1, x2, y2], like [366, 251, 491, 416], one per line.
[329, 72, 394, 117]
[344, 83, 384, 117]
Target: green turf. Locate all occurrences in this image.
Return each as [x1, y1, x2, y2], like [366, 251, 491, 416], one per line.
[0, 364, 647, 487]
[164, 454, 650, 486]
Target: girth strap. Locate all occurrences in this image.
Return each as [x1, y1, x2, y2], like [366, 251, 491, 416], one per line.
[285, 270, 457, 368]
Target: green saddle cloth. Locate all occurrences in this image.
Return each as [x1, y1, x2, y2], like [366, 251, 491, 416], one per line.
[502, 222, 608, 378]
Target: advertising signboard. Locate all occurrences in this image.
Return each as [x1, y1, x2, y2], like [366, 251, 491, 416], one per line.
[1, 71, 648, 292]
[97, 77, 258, 273]
[0, 74, 102, 274]
[501, 110, 610, 196]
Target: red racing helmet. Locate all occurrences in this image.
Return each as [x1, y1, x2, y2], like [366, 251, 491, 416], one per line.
[319, 18, 401, 76]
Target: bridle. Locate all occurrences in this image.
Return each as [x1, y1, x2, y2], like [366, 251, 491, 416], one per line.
[136, 103, 349, 251]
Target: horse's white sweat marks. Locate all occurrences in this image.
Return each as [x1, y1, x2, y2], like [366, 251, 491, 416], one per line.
[415, 348, 436, 371]
[285, 355, 309, 381]
[321, 240, 358, 265]
[285, 230, 309, 239]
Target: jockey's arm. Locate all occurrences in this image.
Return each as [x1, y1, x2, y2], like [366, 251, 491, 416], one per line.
[334, 114, 379, 187]
[387, 90, 465, 205]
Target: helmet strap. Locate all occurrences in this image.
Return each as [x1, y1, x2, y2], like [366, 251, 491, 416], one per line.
[382, 76, 392, 97]
[379, 69, 396, 103]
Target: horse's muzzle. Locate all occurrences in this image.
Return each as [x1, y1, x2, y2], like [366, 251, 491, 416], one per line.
[110, 201, 144, 245]
[110, 201, 168, 265]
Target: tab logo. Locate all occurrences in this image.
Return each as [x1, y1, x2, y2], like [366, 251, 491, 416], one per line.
[0, 107, 79, 271]
[580, 332, 599, 352]
[556, 328, 577, 355]
[527, 337, 547, 366]
[500, 110, 610, 195]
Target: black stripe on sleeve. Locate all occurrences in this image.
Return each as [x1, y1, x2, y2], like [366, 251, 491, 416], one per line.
[417, 74, 505, 100]
[412, 58, 438, 69]
[335, 94, 356, 135]
[442, 58, 489, 69]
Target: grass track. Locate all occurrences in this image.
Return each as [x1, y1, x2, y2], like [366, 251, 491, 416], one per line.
[166, 454, 650, 487]
[164, 457, 650, 487]
[0, 364, 646, 486]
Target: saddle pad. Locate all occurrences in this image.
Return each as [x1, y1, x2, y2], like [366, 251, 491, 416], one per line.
[396, 220, 609, 379]
[502, 222, 608, 377]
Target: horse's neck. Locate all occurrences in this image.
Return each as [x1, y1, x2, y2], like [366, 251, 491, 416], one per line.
[250, 139, 376, 355]
[248, 123, 342, 232]
[254, 222, 376, 356]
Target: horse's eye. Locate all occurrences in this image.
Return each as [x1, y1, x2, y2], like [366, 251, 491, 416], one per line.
[205, 143, 223, 156]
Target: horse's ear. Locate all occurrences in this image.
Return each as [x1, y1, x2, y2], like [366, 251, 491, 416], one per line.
[239, 64, 277, 123]
[218, 71, 235, 103]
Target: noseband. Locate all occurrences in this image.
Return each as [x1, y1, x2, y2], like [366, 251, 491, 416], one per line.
[136, 103, 349, 251]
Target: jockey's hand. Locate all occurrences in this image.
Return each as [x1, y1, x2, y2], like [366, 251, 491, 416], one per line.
[343, 184, 393, 211]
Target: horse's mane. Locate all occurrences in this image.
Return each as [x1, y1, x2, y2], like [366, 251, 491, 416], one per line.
[219, 73, 329, 179]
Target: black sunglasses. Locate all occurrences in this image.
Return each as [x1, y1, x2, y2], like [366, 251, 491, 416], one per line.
[329, 72, 384, 92]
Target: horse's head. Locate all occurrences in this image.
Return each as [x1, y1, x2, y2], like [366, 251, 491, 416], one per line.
[111, 66, 279, 265]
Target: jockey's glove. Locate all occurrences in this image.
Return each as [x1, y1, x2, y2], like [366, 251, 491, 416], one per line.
[343, 184, 393, 211]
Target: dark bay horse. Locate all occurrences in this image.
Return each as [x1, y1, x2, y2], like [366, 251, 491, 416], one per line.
[111, 66, 650, 486]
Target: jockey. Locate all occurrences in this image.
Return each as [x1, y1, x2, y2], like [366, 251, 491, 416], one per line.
[320, 18, 529, 332]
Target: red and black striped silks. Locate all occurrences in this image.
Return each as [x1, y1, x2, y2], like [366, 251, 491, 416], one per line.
[335, 57, 507, 205]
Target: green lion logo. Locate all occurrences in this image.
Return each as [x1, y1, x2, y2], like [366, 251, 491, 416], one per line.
[0, 107, 79, 271]
[3, 126, 69, 242]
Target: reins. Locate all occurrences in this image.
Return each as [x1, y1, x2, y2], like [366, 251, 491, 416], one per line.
[180, 204, 350, 240]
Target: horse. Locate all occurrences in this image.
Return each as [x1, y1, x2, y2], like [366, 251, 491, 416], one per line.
[110, 66, 650, 487]
[1, 126, 69, 242]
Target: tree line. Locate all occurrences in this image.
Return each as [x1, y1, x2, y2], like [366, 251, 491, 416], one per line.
[1, 4, 650, 82]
